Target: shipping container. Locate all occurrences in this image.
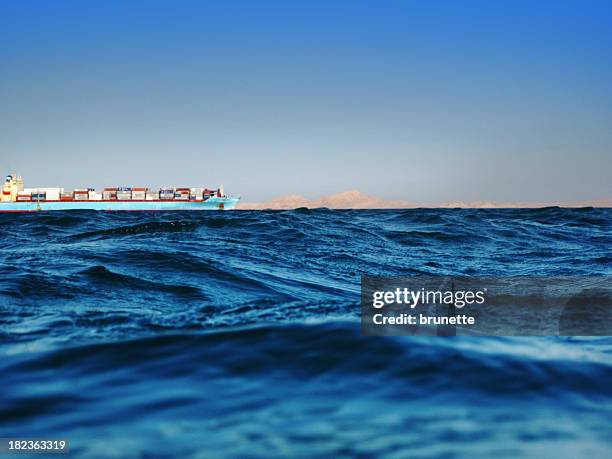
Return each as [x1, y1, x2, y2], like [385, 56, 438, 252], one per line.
[189, 188, 204, 200]
[74, 190, 88, 200]
[116, 192, 132, 200]
[24, 187, 63, 194]
[159, 188, 174, 200]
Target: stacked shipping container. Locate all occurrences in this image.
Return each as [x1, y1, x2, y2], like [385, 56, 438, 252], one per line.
[103, 188, 117, 200]
[74, 189, 89, 201]
[10, 186, 219, 202]
[116, 187, 132, 200]
[159, 188, 174, 200]
[175, 188, 190, 200]
[131, 188, 147, 200]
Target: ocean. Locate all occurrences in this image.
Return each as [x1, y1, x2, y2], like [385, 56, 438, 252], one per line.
[0, 208, 611, 458]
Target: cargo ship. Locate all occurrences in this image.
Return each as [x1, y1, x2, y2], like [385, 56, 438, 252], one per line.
[0, 174, 240, 212]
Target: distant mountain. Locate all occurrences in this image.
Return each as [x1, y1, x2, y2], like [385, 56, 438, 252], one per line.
[239, 190, 414, 210]
[238, 191, 612, 210]
[311, 190, 414, 209]
[436, 198, 612, 208]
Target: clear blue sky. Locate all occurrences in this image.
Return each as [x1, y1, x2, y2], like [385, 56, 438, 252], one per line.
[1, 0, 610, 202]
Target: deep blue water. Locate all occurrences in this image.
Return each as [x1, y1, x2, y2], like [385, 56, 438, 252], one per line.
[0, 208, 611, 458]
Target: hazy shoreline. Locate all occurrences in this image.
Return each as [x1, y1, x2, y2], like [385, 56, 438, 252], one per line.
[238, 190, 612, 210]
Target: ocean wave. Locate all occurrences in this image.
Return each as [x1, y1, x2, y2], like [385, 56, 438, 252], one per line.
[79, 265, 207, 298]
[70, 220, 201, 240]
[1, 322, 610, 457]
[4, 321, 611, 410]
[1, 209, 611, 458]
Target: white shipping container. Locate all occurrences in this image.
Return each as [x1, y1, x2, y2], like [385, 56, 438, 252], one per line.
[24, 187, 63, 194]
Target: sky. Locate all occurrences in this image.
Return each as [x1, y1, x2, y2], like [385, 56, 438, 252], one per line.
[0, 0, 611, 203]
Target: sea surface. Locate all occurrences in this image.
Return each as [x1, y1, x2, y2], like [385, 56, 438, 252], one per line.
[0, 208, 611, 458]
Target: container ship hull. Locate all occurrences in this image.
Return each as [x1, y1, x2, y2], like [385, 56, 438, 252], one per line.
[0, 196, 240, 212]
